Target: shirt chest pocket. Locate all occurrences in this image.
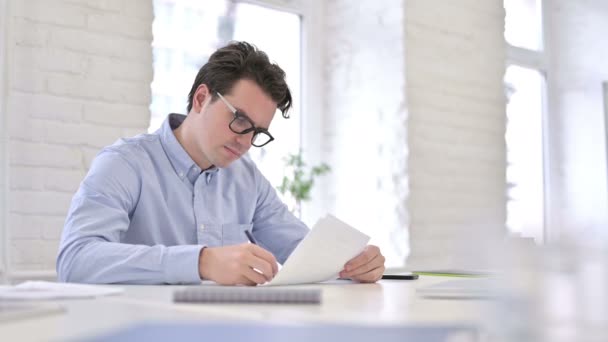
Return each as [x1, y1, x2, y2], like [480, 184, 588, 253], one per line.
[221, 223, 253, 246]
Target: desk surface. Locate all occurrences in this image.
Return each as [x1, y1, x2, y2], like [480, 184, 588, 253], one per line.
[0, 277, 490, 341]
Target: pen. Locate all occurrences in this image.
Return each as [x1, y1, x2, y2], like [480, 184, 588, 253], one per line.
[244, 229, 276, 279]
[244, 230, 258, 245]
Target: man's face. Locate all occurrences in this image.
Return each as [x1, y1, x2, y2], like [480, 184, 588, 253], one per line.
[192, 79, 277, 169]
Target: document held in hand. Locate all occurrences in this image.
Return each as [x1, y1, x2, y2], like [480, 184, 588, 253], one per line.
[265, 214, 370, 286]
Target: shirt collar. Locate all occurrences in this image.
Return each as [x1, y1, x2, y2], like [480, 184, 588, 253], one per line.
[158, 114, 218, 182]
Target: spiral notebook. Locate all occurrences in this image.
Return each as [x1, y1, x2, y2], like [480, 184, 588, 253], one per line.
[173, 287, 322, 304]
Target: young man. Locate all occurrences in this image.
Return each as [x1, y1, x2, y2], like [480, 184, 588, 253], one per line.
[57, 42, 385, 285]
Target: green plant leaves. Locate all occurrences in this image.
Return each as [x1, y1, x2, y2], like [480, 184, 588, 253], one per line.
[276, 152, 331, 204]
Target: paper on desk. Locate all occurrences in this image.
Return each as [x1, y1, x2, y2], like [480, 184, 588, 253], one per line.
[0, 281, 124, 300]
[265, 214, 370, 286]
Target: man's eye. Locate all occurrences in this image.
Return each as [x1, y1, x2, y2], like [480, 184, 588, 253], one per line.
[235, 116, 251, 127]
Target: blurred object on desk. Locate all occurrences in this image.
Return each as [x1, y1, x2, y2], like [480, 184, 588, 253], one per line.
[0, 281, 124, 300]
[487, 229, 608, 342]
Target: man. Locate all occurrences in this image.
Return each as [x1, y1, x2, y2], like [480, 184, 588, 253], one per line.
[57, 42, 385, 285]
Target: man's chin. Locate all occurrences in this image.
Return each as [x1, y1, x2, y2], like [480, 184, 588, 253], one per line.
[215, 161, 231, 168]
[213, 156, 239, 169]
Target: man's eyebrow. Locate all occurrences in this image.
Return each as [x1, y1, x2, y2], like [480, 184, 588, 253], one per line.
[235, 106, 269, 130]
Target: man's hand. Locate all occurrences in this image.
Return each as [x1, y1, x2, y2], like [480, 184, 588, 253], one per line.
[339, 245, 385, 283]
[198, 244, 279, 286]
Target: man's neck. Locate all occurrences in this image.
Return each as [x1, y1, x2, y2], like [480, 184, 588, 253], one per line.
[173, 116, 213, 171]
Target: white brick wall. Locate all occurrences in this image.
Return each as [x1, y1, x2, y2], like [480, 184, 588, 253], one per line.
[548, 0, 608, 236]
[403, 0, 507, 269]
[4, 0, 152, 274]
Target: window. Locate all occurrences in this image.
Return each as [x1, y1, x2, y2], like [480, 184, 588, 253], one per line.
[504, 0, 543, 50]
[504, 65, 545, 240]
[230, 3, 301, 196]
[503, 0, 547, 242]
[150, 0, 301, 196]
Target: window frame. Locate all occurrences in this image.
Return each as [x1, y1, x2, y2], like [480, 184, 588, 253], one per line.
[235, 0, 324, 159]
[505, 0, 553, 243]
[216, 0, 325, 223]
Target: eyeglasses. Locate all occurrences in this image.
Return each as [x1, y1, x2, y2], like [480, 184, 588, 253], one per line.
[216, 92, 274, 147]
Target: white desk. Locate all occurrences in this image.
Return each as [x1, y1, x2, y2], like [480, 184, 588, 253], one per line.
[0, 277, 490, 341]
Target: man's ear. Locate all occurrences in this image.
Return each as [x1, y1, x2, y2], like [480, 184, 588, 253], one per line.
[194, 84, 211, 113]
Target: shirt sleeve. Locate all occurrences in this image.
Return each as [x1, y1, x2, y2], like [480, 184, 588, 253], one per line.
[251, 165, 310, 264]
[56, 149, 203, 284]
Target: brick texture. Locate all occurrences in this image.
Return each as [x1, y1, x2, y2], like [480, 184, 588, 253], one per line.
[404, 0, 507, 269]
[4, 0, 152, 273]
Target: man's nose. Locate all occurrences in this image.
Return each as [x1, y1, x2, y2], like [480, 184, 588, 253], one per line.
[235, 132, 253, 149]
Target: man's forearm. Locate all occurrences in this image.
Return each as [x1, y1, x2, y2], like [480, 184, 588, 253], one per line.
[57, 238, 203, 284]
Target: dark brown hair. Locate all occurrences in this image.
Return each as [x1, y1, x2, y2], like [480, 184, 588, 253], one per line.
[187, 41, 292, 118]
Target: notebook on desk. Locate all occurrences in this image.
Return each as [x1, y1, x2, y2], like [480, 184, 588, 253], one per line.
[174, 287, 322, 304]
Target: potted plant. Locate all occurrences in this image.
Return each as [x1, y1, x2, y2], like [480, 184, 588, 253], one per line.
[277, 152, 330, 218]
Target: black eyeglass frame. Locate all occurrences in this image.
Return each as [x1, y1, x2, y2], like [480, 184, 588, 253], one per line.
[216, 92, 275, 147]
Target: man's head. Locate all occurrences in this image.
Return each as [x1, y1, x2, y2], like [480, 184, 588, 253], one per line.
[187, 41, 292, 117]
[183, 42, 292, 169]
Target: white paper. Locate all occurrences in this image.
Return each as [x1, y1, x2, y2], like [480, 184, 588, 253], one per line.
[0, 281, 124, 300]
[265, 214, 370, 286]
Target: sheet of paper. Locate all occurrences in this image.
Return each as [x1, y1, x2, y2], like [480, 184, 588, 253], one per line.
[265, 214, 370, 286]
[0, 281, 124, 300]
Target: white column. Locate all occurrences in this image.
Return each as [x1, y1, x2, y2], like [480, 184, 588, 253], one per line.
[404, 0, 508, 269]
[0, 0, 9, 283]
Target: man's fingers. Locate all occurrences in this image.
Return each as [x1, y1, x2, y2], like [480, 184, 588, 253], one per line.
[272, 260, 278, 276]
[339, 245, 386, 283]
[240, 264, 268, 285]
[236, 275, 257, 286]
[247, 255, 275, 281]
[341, 253, 384, 278]
[344, 245, 381, 272]
[249, 245, 279, 276]
[351, 265, 385, 283]
[200, 244, 280, 286]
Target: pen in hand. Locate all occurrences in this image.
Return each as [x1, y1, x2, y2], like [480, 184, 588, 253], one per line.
[244, 230, 279, 279]
[244, 230, 258, 245]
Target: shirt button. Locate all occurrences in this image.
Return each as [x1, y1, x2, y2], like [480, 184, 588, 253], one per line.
[200, 224, 205, 230]
[179, 172, 184, 177]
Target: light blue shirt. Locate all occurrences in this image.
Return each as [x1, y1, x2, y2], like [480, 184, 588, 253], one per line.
[57, 114, 309, 284]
